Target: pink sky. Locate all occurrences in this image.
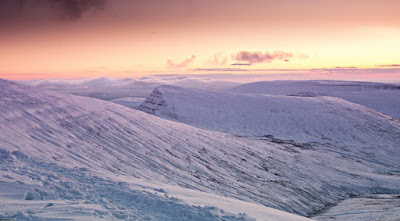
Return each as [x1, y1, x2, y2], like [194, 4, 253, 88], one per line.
[0, 0, 399, 81]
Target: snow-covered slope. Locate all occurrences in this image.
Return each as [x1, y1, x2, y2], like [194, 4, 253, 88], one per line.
[228, 80, 400, 119]
[1, 79, 400, 219]
[0, 150, 308, 221]
[0, 79, 312, 220]
[314, 194, 400, 221]
[139, 85, 400, 162]
[109, 97, 146, 109]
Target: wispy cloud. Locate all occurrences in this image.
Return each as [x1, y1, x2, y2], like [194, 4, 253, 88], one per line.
[231, 63, 251, 66]
[334, 66, 357, 69]
[233, 51, 293, 64]
[194, 68, 304, 72]
[379, 64, 400, 67]
[194, 67, 400, 76]
[310, 68, 400, 75]
[166, 55, 196, 69]
[207, 53, 228, 66]
[194, 68, 249, 72]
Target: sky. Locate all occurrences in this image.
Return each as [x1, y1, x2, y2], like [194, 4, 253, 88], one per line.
[0, 0, 399, 81]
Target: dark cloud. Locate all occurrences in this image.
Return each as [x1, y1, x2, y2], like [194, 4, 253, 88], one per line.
[233, 51, 293, 64]
[166, 55, 196, 69]
[55, 0, 107, 20]
[0, 0, 107, 22]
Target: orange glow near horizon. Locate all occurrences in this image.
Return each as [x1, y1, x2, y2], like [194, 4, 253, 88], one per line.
[0, 0, 399, 81]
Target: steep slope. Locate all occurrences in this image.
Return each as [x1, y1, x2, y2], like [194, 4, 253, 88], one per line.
[314, 194, 400, 221]
[1, 80, 400, 219]
[0, 149, 308, 221]
[228, 80, 400, 119]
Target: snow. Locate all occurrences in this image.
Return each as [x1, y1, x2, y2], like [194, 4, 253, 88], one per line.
[109, 97, 146, 109]
[139, 85, 400, 166]
[228, 80, 400, 119]
[1, 79, 400, 220]
[110, 177, 312, 221]
[0, 149, 260, 220]
[314, 194, 400, 221]
[19, 76, 239, 101]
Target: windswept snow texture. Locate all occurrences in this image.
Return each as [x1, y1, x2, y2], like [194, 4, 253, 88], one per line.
[228, 80, 400, 119]
[314, 194, 400, 221]
[1, 79, 400, 219]
[0, 79, 315, 220]
[0, 150, 257, 221]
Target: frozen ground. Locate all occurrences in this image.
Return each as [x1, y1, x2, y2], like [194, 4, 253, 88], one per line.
[228, 80, 400, 119]
[1, 79, 400, 220]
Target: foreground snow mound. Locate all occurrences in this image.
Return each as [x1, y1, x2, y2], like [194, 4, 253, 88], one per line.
[0, 149, 264, 221]
[1, 79, 400, 218]
[140, 85, 400, 162]
[228, 80, 400, 118]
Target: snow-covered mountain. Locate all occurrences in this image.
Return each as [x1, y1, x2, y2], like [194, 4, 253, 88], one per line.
[140, 85, 400, 162]
[19, 76, 239, 101]
[228, 80, 400, 119]
[1, 79, 400, 220]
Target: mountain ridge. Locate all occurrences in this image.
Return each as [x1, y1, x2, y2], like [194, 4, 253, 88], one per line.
[228, 80, 400, 119]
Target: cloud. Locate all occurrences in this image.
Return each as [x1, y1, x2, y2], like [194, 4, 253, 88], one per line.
[379, 64, 400, 67]
[194, 67, 400, 76]
[334, 66, 357, 69]
[0, 0, 107, 22]
[311, 68, 400, 75]
[194, 68, 249, 72]
[166, 55, 196, 69]
[55, 0, 107, 20]
[231, 63, 251, 66]
[233, 51, 293, 64]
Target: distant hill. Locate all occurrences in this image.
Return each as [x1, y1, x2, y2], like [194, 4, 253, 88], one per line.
[228, 80, 400, 119]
